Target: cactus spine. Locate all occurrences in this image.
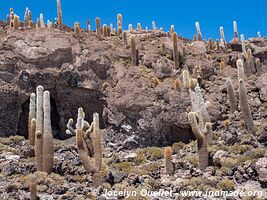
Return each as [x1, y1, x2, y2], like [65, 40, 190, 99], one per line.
[172, 32, 179, 69]
[131, 36, 138, 66]
[239, 80, 255, 134]
[42, 91, 54, 173]
[29, 93, 36, 145]
[188, 112, 212, 170]
[226, 78, 238, 113]
[195, 22, 202, 41]
[164, 147, 174, 175]
[96, 17, 101, 37]
[74, 22, 80, 39]
[233, 21, 238, 38]
[35, 86, 44, 171]
[56, 0, 63, 29]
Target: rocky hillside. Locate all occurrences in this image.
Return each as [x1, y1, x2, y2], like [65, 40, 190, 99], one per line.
[0, 13, 267, 199]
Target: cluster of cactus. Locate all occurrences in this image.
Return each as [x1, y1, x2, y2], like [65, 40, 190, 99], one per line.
[182, 69, 212, 170]
[66, 108, 102, 174]
[28, 86, 54, 173]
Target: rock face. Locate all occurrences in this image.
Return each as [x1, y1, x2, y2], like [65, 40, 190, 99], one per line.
[255, 157, 267, 187]
[0, 28, 266, 147]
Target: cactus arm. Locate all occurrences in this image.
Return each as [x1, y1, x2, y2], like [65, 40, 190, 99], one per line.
[66, 118, 75, 135]
[188, 112, 204, 139]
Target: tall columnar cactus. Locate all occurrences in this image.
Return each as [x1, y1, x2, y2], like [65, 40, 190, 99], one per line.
[95, 17, 101, 37]
[56, 0, 63, 29]
[42, 91, 54, 173]
[237, 59, 245, 81]
[233, 21, 238, 38]
[13, 15, 19, 29]
[74, 22, 80, 39]
[35, 86, 44, 171]
[123, 30, 127, 45]
[216, 39, 220, 51]
[152, 20, 156, 31]
[172, 32, 179, 69]
[226, 78, 238, 113]
[102, 24, 108, 37]
[164, 147, 174, 175]
[118, 26, 122, 35]
[257, 31, 261, 39]
[131, 36, 138, 66]
[32, 86, 54, 173]
[220, 26, 226, 47]
[255, 58, 261, 74]
[29, 93, 36, 145]
[93, 113, 102, 171]
[195, 22, 202, 41]
[128, 24, 133, 32]
[87, 20, 91, 31]
[239, 80, 255, 134]
[188, 112, 212, 170]
[240, 34, 248, 59]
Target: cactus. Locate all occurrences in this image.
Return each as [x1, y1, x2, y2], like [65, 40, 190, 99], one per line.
[226, 78, 238, 113]
[208, 38, 213, 50]
[237, 59, 245, 81]
[188, 112, 212, 170]
[247, 49, 256, 74]
[95, 17, 101, 37]
[131, 36, 138, 66]
[28, 20, 33, 28]
[87, 20, 91, 31]
[164, 147, 174, 175]
[42, 91, 54, 173]
[193, 34, 197, 42]
[24, 7, 29, 27]
[93, 113, 102, 171]
[233, 21, 238, 38]
[182, 46, 186, 56]
[224, 119, 230, 131]
[29, 180, 37, 200]
[128, 24, 133, 31]
[239, 79, 255, 134]
[152, 20, 156, 30]
[117, 13, 122, 30]
[219, 61, 225, 71]
[137, 22, 141, 30]
[173, 79, 181, 91]
[171, 25, 175, 33]
[74, 22, 80, 39]
[240, 34, 248, 59]
[118, 26, 122, 35]
[36, 18, 40, 29]
[257, 31, 261, 39]
[216, 39, 220, 51]
[40, 13, 45, 28]
[35, 86, 44, 171]
[220, 26, 226, 47]
[28, 10, 32, 23]
[195, 22, 202, 41]
[123, 30, 127, 45]
[255, 58, 261, 74]
[182, 69, 190, 89]
[29, 93, 36, 145]
[47, 20, 53, 29]
[13, 15, 19, 29]
[56, 0, 63, 29]
[172, 32, 179, 69]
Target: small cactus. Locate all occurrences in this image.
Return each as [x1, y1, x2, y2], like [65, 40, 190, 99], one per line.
[95, 17, 101, 37]
[193, 34, 197, 42]
[164, 147, 174, 175]
[137, 22, 141, 30]
[56, 0, 63, 29]
[131, 36, 138, 66]
[195, 22, 202, 41]
[226, 78, 238, 113]
[102, 24, 108, 37]
[87, 20, 91, 31]
[173, 79, 181, 91]
[224, 119, 230, 131]
[239, 79, 255, 134]
[219, 61, 225, 71]
[182, 69, 190, 89]
[74, 22, 80, 39]
[172, 32, 179, 69]
[255, 58, 261, 74]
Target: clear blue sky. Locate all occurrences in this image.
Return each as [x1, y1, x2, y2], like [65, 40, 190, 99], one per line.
[0, 0, 266, 41]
